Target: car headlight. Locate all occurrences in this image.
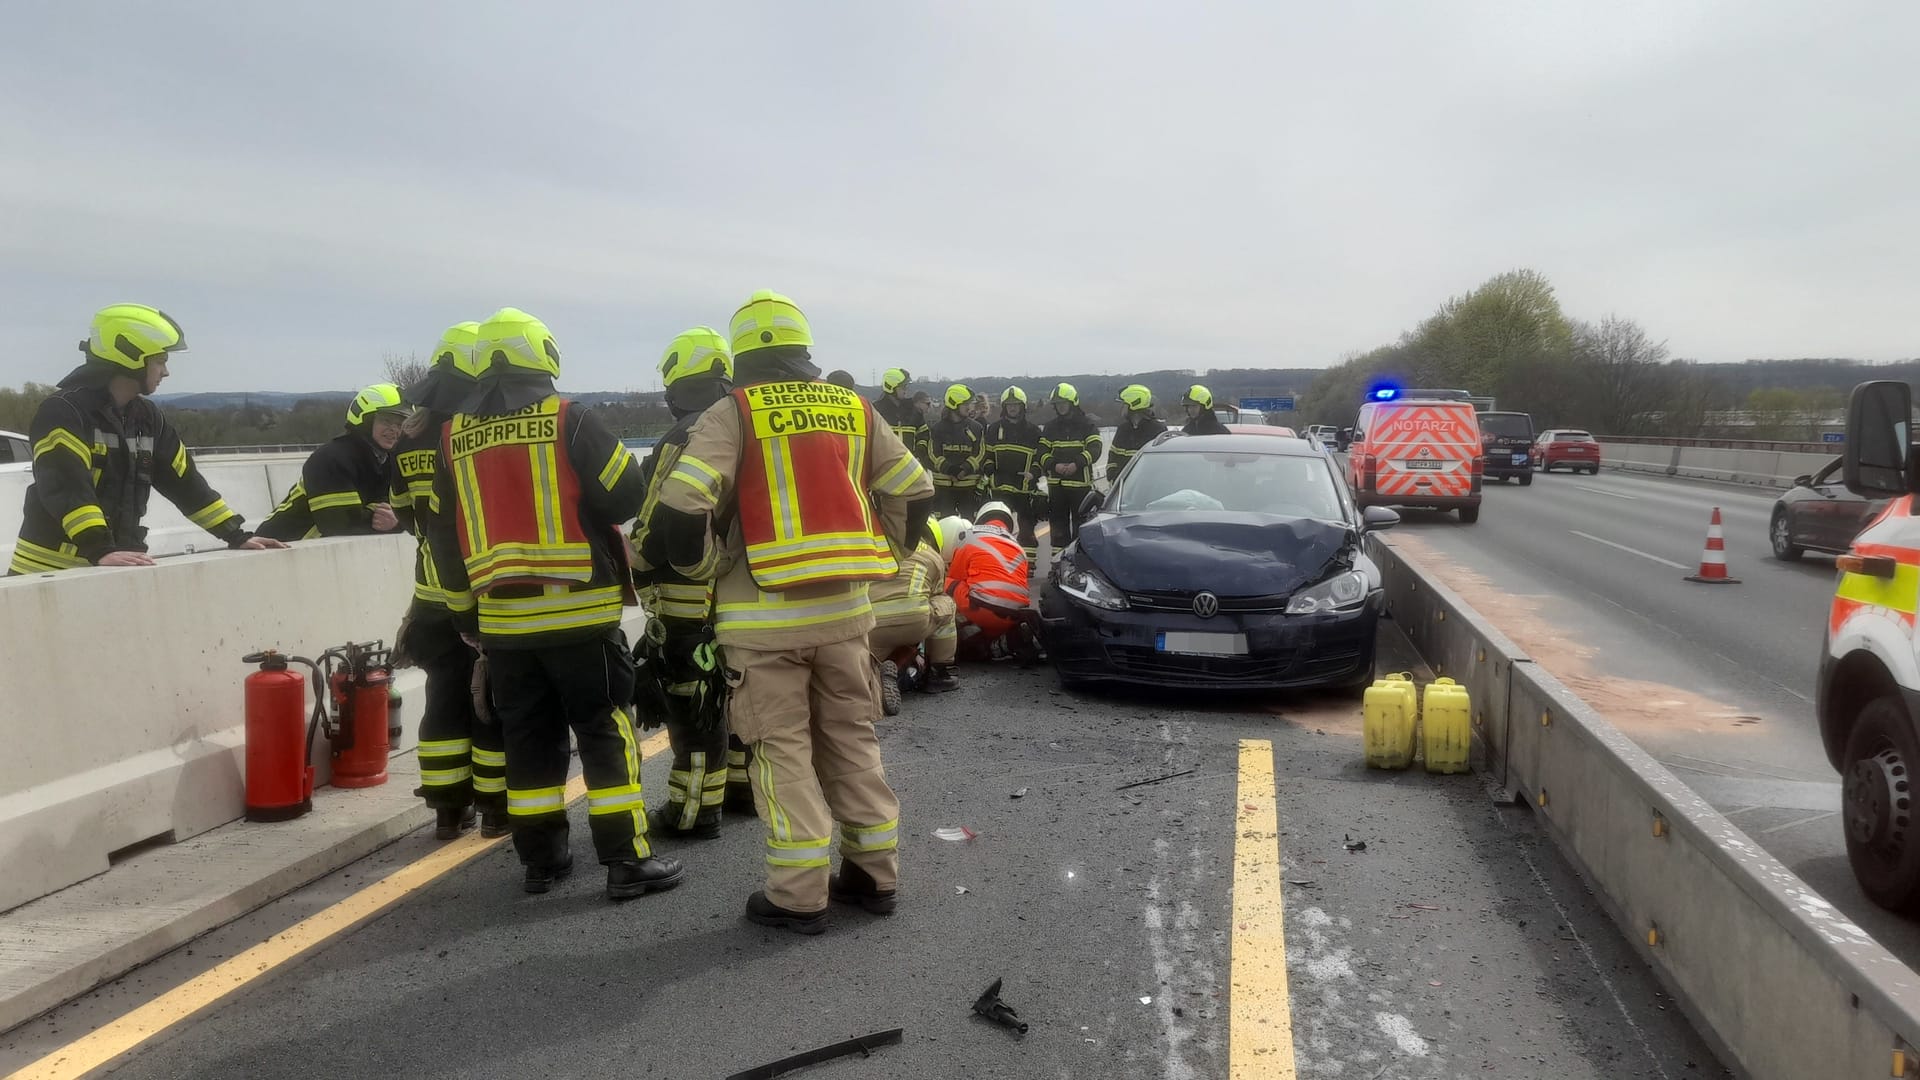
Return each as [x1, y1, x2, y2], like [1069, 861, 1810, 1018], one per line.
[1058, 562, 1128, 611]
[1285, 570, 1368, 615]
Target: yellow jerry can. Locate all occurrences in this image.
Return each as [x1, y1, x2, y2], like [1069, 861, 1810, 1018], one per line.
[1364, 673, 1418, 769]
[1422, 677, 1472, 774]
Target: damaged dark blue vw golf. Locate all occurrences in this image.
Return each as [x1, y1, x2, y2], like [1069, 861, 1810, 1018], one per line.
[1039, 431, 1396, 691]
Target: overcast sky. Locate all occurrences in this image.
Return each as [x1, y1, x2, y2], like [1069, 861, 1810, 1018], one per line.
[2, 2, 1914, 394]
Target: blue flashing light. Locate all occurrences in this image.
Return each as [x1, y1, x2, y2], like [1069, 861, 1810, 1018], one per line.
[1370, 387, 1398, 401]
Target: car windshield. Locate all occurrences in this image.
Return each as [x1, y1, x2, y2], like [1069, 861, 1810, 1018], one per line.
[1111, 450, 1343, 519]
[1480, 413, 1532, 438]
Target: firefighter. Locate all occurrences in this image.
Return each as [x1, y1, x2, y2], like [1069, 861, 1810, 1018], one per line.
[868, 514, 960, 711]
[873, 368, 930, 470]
[930, 384, 986, 520]
[946, 501, 1041, 663]
[8, 304, 285, 575]
[1109, 384, 1168, 483]
[390, 323, 509, 841]
[1182, 384, 1230, 435]
[628, 326, 751, 840]
[984, 386, 1045, 563]
[645, 289, 934, 934]
[256, 384, 409, 541]
[1039, 382, 1101, 560]
[424, 308, 683, 900]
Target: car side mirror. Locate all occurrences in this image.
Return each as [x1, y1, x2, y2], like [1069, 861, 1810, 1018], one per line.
[1843, 380, 1915, 497]
[1077, 489, 1105, 522]
[1792, 474, 1813, 488]
[1361, 506, 1399, 531]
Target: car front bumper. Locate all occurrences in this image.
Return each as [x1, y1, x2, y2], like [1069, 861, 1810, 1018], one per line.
[1039, 584, 1380, 690]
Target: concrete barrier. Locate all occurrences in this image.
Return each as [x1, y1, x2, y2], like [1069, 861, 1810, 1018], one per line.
[1600, 441, 1835, 489]
[1372, 534, 1920, 1080]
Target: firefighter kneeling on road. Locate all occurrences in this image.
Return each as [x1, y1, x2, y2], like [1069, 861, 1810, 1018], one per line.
[257, 383, 409, 541]
[425, 308, 683, 901]
[947, 501, 1043, 664]
[390, 322, 509, 841]
[868, 514, 960, 713]
[629, 326, 755, 840]
[642, 289, 934, 934]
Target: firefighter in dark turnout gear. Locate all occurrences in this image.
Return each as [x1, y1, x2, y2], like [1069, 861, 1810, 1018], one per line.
[9, 304, 284, 575]
[393, 324, 508, 841]
[873, 368, 930, 470]
[984, 386, 1045, 562]
[1181, 384, 1230, 435]
[929, 384, 986, 520]
[629, 326, 752, 839]
[425, 307, 684, 900]
[1039, 382, 1102, 560]
[1108, 384, 1168, 483]
[257, 383, 408, 541]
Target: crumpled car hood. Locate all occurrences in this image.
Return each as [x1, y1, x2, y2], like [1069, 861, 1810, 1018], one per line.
[1076, 511, 1351, 595]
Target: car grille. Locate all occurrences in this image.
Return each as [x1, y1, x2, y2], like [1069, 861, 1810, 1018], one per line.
[1124, 591, 1291, 614]
[1100, 644, 1366, 684]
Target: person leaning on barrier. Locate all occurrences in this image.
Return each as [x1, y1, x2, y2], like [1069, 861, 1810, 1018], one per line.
[1038, 382, 1101, 559]
[424, 307, 684, 901]
[929, 384, 986, 520]
[629, 326, 753, 840]
[872, 368, 930, 470]
[1181, 384, 1229, 436]
[868, 514, 961, 711]
[1108, 384, 1168, 483]
[983, 386, 1045, 564]
[389, 323, 509, 842]
[256, 383, 408, 541]
[642, 289, 934, 934]
[8, 304, 284, 575]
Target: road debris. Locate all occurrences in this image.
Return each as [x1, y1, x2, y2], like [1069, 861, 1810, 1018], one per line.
[1012, 787, 1029, 799]
[726, 1027, 904, 1080]
[1344, 836, 1368, 853]
[972, 978, 1029, 1035]
[933, 826, 978, 842]
[1115, 769, 1197, 791]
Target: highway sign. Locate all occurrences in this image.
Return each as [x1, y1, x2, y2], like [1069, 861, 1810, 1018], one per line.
[1238, 396, 1295, 412]
[1822, 432, 1845, 444]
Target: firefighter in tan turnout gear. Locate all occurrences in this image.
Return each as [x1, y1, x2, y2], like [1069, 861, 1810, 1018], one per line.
[867, 514, 961, 712]
[643, 290, 935, 934]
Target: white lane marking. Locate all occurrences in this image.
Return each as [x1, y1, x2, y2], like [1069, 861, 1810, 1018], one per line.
[1760, 811, 1839, 836]
[1568, 530, 1691, 570]
[1573, 484, 1637, 500]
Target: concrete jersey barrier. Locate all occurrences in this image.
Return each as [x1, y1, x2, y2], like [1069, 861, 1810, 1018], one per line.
[1600, 441, 1835, 489]
[1371, 533, 1920, 1080]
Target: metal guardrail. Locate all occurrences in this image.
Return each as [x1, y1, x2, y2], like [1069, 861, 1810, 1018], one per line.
[1373, 534, 1920, 1080]
[1599, 435, 1833, 453]
[187, 444, 323, 455]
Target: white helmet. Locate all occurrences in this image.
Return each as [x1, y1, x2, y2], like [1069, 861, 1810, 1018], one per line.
[976, 500, 1016, 531]
[937, 516, 971, 562]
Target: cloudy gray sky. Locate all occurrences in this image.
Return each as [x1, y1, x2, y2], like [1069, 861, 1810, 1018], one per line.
[3, 2, 1914, 393]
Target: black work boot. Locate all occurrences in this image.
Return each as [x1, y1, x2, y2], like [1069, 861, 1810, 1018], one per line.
[725, 783, 758, 818]
[523, 853, 575, 894]
[606, 856, 687, 900]
[479, 809, 511, 839]
[435, 804, 476, 840]
[650, 802, 723, 840]
[744, 890, 829, 935]
[829, 860, 898, 915]
[924, 664, 960, 692]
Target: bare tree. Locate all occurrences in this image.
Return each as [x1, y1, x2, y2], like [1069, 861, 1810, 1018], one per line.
[382, 350, 430, 390]
[1572, 315, 1670, 434]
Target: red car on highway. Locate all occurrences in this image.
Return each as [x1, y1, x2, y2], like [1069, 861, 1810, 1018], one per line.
[1534, 429, 1602, 474]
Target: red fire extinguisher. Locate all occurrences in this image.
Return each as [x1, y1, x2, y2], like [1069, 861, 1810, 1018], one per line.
[320, 640, 395, 789]
[241, 650, 315, 822]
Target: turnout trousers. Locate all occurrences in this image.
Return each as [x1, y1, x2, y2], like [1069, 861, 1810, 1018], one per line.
[407, 614, 506, 814]
[1047, 485, 1085, 555]
[658, 617, 730, 831]
[726, 638, 901, 912]
[868, 596, 958, 665]
[933, 484, 981, 521]
[489, 630, 654, 868]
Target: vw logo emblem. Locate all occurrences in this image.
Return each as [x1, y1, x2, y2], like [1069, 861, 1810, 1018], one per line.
[1192, 591, 1220, 619]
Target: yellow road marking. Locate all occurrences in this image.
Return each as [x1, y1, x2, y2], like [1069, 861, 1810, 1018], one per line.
[12, 730, 669, 1080]
[1231, 738, 1297, 1078]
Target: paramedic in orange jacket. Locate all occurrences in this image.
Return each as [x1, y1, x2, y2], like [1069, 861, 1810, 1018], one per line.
[945, 501, 1042, 662]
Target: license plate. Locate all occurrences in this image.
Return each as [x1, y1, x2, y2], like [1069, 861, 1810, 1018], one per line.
[1156, 631, 1248, 657]
[1512, 453, 1528, 465]
[1403, 459, 1444, 471]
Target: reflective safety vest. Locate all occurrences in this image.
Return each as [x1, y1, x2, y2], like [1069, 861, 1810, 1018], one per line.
[442, 398, 596, 591]
[732, 381, 898, 590]
[393, 438, 450, 608]
[947, 525, 1031, 614]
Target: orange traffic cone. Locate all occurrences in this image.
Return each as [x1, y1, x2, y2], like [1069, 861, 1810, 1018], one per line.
[1685, 507, 1741, 584]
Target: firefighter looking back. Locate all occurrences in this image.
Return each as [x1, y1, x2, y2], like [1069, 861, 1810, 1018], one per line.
[929, 384, 986, 520]
[873, 368, 930, 470]
[392, 323, 508, 842]
[1108, 384, 1168, 483]
[9, 304, 283, 575]
[256, 383, 408, 541]
[426, 307, 684, 901]
[1039, 382, 1101, 560]
[984, 386, 1044, 563]
[644, 289, 934, 934]
[629, 326, 750, 840]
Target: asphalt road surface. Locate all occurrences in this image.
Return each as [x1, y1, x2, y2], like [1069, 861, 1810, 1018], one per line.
[3, 648, 1718, 1079]
[1375, 465, 1920, 966]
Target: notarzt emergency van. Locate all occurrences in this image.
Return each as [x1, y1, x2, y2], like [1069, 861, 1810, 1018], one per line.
[1346, 388, 1484, 524]
[1823, 379, 1920, 910]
